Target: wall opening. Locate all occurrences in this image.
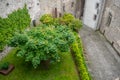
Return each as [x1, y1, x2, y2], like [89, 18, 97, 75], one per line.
[106, 12, 112, 27]
[81, 0, 85, 17]
[32, 20, 36, 27]
[37, 3, 39, 5]
[55, 8, 57, 18]
[94, 14, 97, 20]
[96, 3, 99, 9]
[63, 3, 65, 12]
[59, 13, 62, 17]
[71, 2, 74, 8]
[6, 3, 9, 6]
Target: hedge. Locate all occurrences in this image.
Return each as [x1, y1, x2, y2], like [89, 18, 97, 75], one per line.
[71, 32, 92, 80]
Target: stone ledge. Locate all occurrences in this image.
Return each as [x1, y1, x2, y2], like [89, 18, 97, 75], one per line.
[113, 42, 120, 56]
[0, 46, 12, 61]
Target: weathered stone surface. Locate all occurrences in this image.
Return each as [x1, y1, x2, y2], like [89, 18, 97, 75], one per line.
[113, 42, 120, 56]
[114, 0, 120, 7]
[0, 0, 76, 20]
[80, 26, 120, 80]
[0, 0, 41, 21]
[100, 0, 120, 54]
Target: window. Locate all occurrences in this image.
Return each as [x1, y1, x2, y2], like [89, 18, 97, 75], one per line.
[71, 2, 74, 7]
[29, 7, 32, 9]
[106, 12, 112, 26]
[94, 14, 97, 20]
[55, 8, 57, 18]
[6, 3, 9, 6]
[32, 20, 36, 27]
[59, 13, 62, 17]
[63, 4, 65, 12]
[37, 3, 39, 5]
[96, 3, 99, 9]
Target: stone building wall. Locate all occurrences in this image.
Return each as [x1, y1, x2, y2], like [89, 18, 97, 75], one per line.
[75, 0, 81, 19]
[100, 0, 120, 54]
[74, 0, 85, 19]
[39, 0, 62, 18]
[0, 0, 76, 21]
[0, 0, 41, 20]
[62, 0, 76, 16]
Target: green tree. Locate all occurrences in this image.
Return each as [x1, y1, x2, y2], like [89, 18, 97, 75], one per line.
[9, 25, 75, 68]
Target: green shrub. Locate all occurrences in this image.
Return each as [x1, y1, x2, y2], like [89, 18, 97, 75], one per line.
[9, 25, 75, 69]
[60, 13, 82, 31]
[0, 62, 9, 70]
[69, 19, 83, 31]
[0, 33, 5, 51]
[71, 33, 92, 80]
[53, 18, 61, 26]
[39, 13, 82, 31]
[60, 13, 75, 25]
[0, 5, 31, 51]
[40, 14, 54, 25]
[9, 33, 28, 47]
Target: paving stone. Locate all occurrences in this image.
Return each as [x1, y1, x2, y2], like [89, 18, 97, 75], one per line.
[79, 25, 120, 80]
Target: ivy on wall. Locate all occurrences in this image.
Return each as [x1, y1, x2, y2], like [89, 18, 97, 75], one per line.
[0, 5, 31, 51]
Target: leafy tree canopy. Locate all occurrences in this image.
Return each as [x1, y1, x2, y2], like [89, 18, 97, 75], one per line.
[9, 25, 75, 68]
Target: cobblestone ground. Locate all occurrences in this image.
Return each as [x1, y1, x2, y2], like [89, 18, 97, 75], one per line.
[79, 26, 120, 80]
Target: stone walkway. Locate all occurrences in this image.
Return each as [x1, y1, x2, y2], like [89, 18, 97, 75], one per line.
[79, 26, 120, 80]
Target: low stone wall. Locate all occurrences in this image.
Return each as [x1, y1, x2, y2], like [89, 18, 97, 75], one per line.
[0, 46, 12, 60]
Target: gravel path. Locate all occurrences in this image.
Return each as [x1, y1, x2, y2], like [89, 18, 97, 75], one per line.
[79, 26, 120, 80]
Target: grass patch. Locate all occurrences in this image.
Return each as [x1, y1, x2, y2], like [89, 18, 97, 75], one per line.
[0, 48, 79, 80]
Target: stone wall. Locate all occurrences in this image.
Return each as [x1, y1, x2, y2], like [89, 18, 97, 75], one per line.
[0, 0, 76, 20]
[75, 0, 86, 19]
[39, 0, 62, 18]
[100, 0, 120, 54]
[75, 0, 81, 19]
[62, 0, 76, 16]
[0, 0, 41, 20]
